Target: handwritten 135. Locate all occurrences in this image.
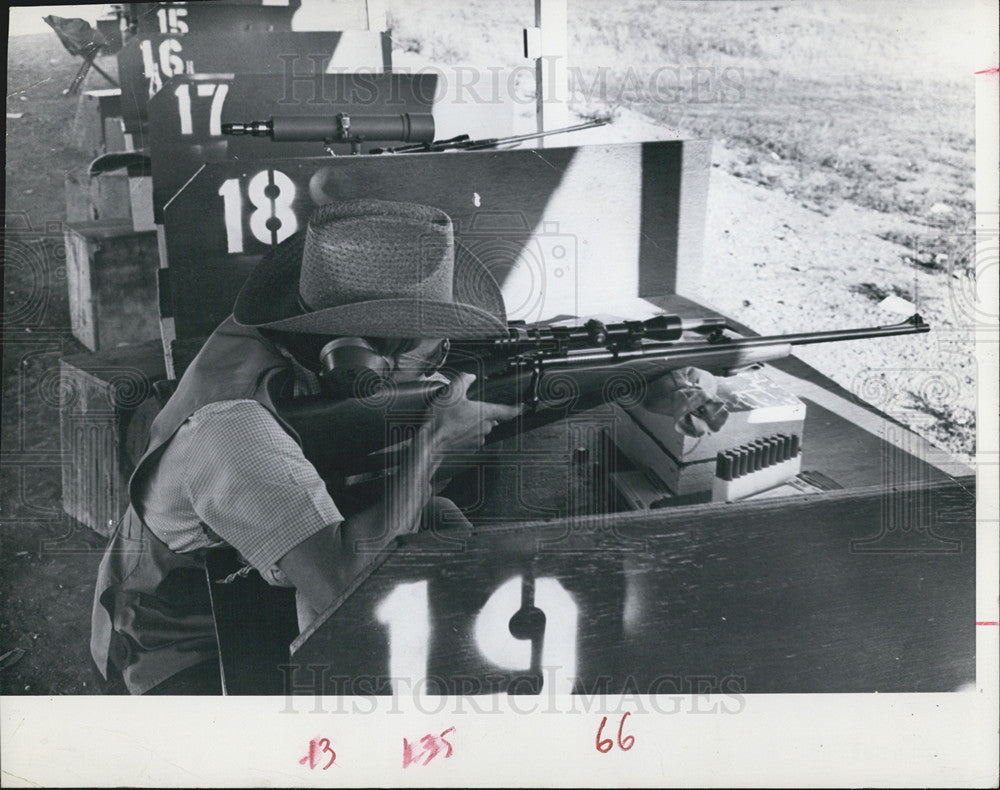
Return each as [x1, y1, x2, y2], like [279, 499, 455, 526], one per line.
[403, 726, 456, 768]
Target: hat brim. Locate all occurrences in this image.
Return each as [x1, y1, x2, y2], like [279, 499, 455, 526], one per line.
[232, 227, 508, 338]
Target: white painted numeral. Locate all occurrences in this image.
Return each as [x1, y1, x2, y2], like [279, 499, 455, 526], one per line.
[139, 39, 161, 97]
[248, 169, 298, 246]
[375, 581, 431, 694]
[175, 83, 229, 136]
[139, 38, 183, 98]
[218, 178, 244, 253]
[174, 83, 192, 134]
[202, 82, 229, 136]
[374, 575, 580, 695]
[157, 7, 189, 33]
[218, 169, 298, 254]
[474, 576, 578, 694]
[159, 39, 185, 78]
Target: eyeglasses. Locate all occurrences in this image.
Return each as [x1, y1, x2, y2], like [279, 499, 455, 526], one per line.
[394, 338, 450, 377]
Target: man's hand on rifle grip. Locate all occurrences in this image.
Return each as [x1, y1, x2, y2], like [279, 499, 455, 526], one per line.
[430, 372, 523, 452]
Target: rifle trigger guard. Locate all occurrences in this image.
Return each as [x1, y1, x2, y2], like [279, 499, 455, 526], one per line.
[527, 358, 543, 412]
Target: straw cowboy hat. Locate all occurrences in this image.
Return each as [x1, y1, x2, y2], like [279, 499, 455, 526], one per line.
[233, 199, 507, 338]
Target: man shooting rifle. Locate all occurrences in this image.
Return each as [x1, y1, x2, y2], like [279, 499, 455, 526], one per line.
[89, 199, 731, 695]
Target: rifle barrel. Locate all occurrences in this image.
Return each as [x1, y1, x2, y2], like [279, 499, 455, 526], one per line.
[460, 119, 608, 150]
[370, 119, 609, 154]
[513, 314, 929, 369]
[770, 314, 929, 345]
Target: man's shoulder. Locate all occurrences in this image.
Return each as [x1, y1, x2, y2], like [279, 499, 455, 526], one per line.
[183, 399, 289, 446]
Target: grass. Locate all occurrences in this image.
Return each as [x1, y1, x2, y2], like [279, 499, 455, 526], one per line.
[876, 229, 974, 274]
[384, 0, 978, 460]
[385, 0, 976, 240]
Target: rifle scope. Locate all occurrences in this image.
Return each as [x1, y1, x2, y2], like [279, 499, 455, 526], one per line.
[221, 112, 436, 144]
[466, 315, 730, 354]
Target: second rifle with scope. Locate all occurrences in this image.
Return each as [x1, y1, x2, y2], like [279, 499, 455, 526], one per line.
[222, 114, 607, 154]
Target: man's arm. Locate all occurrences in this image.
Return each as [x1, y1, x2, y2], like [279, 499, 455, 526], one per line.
[275, 421, 436, 613]
[277, 372, 521, 614]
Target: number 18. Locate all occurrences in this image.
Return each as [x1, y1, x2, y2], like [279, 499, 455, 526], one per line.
[218, 170, 299, 253]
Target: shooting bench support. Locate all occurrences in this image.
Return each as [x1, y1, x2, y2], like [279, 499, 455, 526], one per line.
[204, 548, 298, 696]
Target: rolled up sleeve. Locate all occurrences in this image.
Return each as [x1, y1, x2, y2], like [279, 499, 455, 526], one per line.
[181, 400, 343, 577]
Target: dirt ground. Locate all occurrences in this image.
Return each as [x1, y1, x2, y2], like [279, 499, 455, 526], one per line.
[3, 32, 110, 694]
[2, 1, 981, 696]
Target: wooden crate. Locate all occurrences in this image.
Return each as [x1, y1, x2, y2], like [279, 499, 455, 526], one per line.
[64, 171, 153, 231]
[128, 175, 155, 232]
[60, 341, 166, 535]
[64, 169, 132, 224]
[64, 219, 160, 351]
[71, 88, 124, 157]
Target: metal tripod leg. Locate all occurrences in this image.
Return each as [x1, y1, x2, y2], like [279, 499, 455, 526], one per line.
[64, 49, 96, 95]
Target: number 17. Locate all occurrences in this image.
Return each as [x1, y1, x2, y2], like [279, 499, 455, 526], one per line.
[174, 83, 229, 136]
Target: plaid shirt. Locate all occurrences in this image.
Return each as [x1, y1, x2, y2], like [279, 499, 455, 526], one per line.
[139, 351, 341, 586]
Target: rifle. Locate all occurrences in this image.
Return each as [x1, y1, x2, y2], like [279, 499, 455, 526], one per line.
[276, 312, 930, 480]
[367, 120, 609, 154]
[221, 115, 606, 154]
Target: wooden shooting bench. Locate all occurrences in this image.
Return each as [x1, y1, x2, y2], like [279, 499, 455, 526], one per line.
[284, 293, 973, 696]
[156, 141, 974, 695]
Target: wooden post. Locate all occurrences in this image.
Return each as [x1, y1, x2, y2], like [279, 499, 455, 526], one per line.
[528, 0, 569, 140]
[155, 225, 177, 380]
[365, 0, 387, 31]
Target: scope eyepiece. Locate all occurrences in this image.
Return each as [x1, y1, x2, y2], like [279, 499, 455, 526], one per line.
[221, 120, 274, 137]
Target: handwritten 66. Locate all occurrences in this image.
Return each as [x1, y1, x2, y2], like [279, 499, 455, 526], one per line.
[596, 712, 635, 753]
